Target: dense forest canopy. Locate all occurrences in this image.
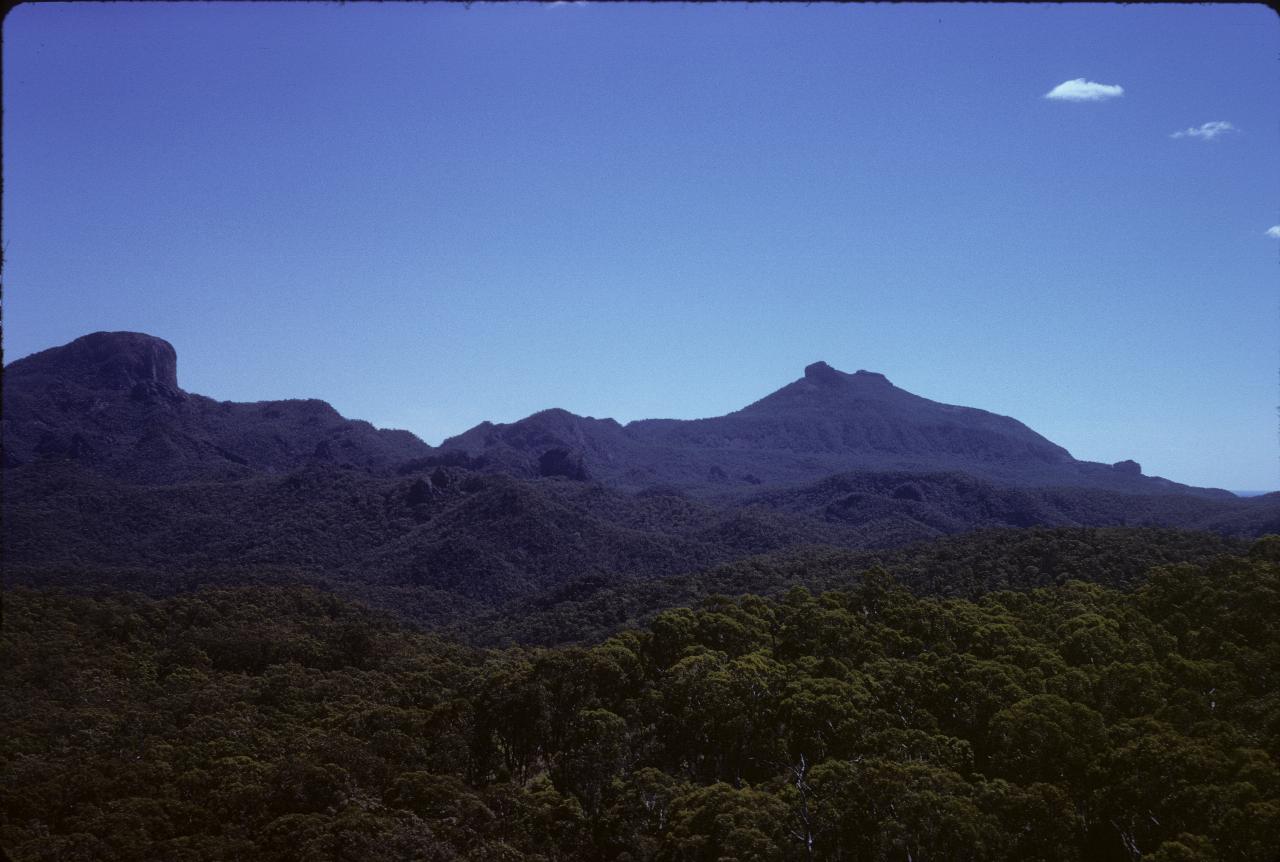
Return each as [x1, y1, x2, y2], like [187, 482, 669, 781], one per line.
[455, 526, 1247, 647]
[3, 539, 1277, 861]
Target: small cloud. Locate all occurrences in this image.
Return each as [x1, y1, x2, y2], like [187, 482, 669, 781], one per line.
[1171, 121, 1239, 140]
[1044, 78, 1124, 102]
[1267, 226, 1280, 239]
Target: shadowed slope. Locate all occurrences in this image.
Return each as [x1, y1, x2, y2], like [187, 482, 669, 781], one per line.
[2, 332, 433, 483]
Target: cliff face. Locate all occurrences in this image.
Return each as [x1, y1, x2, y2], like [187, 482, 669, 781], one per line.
[8, 331, 182, 392]
[2, 332, 433, 483]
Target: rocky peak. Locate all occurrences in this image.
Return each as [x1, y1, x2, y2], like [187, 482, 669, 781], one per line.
[1113, 459, 1142, 476]
[9, 331, 181, 394]
[804, 362, 892, 388]
[851, 370, 892, 386]
[804, 361, 846, 385]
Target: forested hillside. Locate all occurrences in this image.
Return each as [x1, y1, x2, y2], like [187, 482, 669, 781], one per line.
[7, 455, 1273, 631]
[4, 541, 1277, 861]
[456, 526, 1246, 646]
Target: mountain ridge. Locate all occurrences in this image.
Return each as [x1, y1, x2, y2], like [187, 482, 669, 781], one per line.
[439, 358, 1226, 499]
[3, 331, 1276, 628]
[3, 332, 1233, 500]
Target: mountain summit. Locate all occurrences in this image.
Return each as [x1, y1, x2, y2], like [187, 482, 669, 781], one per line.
[442, 361, 1217, 497]
[720, 361, 1072, 464]
[8, 331, 183, 399]
[2, 331, 431, 481]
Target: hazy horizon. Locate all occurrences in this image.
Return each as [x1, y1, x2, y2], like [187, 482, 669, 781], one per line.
[4, 3, 1277, 490]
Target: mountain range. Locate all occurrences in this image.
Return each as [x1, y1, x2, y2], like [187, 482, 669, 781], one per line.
[1, 331, 1232, 496]
[3, 331, 1275, 632]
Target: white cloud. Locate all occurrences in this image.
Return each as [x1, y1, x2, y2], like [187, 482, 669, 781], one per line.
[1171, 121, 1239, 140]
[1267, 226, 1280, 240]
[1044, 78, 1125, 102]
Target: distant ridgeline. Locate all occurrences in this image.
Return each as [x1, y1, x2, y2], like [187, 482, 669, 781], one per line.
[435, 360, 1229, 498]
[1, 332, 1234, 495]
[2, 331, 1277, 626]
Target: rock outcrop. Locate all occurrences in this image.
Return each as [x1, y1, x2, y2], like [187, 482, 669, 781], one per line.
[3, 332, 433, 482]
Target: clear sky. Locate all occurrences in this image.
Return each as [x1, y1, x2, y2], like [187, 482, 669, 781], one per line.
[4, 2, 1278, 491]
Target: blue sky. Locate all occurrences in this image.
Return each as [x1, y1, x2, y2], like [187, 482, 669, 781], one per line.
[4, 2, 1278, 490]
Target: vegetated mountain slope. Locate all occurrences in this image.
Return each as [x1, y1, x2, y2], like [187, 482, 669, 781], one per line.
[747, 470, 1280, 543]
[2, 331, 434, 483]
[452, 526, 1251, 646]
[440, 361, 1231, 498]
[6, 452, 1275, 631]
[1, 459, 877, 619]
